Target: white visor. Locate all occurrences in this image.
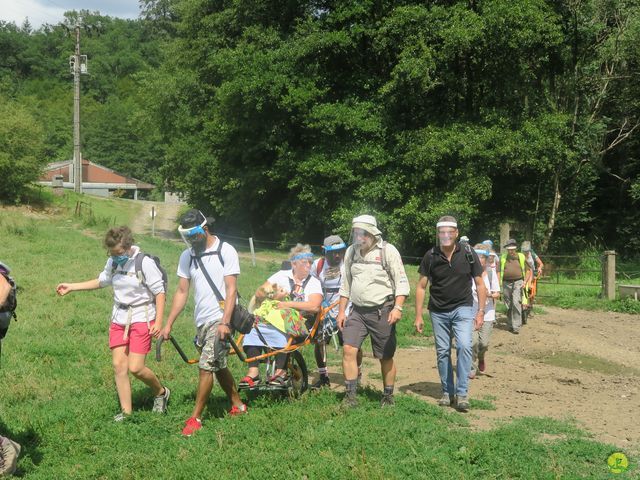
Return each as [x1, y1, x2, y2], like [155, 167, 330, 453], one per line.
[436, 221, 458, 228]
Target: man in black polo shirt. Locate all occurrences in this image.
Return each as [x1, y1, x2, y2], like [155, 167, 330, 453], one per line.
[414, 216, 487, 412]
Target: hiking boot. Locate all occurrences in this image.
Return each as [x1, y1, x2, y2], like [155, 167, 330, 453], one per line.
[380, 393, 395, 408]
[0, 437, 21, 476]
[228, 404, 248, 416]
[152, 386, 170, 413]
[456, 396, 470, 412]
[437, 393, 453, 407]
[113, 412, 131, 422]
[311, 375, 330, 391]
[478, 359, 486, 373]
[181, 417, 202, 436]
[341, 393, 359, 409]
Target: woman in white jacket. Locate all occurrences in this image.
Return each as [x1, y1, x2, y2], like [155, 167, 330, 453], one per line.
[56, 226, 170, 421]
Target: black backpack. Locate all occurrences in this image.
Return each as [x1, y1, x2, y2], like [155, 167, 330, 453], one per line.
[0, 262, 18, 364]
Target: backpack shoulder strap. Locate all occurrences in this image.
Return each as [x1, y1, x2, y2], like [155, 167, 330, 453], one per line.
[428, 247, 436, 280]
[134, 252, 146, 284]
[462, 242, 475, 268]
[380, 241, 387, 270]
[190, 240, 226, 269]
[216, 240, 225, 267]
[380, 241, 394, 287]
[316, 257, 324, 277]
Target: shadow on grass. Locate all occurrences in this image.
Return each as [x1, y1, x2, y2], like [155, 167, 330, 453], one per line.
[0, 420, 43, 477]
[131, 389, 157, 412]
[177, 389, 237, 420]
[399, 381, 442, 400]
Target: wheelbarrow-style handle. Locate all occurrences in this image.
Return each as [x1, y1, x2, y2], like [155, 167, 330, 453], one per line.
[156, 336, 198, 364]
[227, 337, 246, 362]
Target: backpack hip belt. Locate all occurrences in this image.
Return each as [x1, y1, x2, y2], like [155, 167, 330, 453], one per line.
[114, 299, 155, 340]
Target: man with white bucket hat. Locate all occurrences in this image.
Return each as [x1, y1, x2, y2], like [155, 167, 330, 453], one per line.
[337, 215, 410, 408]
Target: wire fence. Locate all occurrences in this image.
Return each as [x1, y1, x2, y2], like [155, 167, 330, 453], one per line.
[216, 233, 425, 264]
[212, 233, 640, 301]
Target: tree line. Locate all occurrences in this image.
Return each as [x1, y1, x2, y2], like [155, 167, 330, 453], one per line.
[1, 0, 639, 256]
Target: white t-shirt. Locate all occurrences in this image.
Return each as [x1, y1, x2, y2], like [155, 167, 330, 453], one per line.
[98, 246, 165, 325]
[472, 268, 500, 322]
[177, 238, 240, 327]
[243, 269, 322, 348]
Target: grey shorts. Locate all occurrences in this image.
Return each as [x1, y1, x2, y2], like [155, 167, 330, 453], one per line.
[342, 302, 396, 359]
[195, 322, 229, 372]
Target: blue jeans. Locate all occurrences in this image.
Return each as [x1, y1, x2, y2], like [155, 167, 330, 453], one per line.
[430, 306, 474, 397]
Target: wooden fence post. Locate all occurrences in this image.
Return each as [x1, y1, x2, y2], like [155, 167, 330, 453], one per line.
[603, 250, 616, 300]
[249, 237, 256, 267]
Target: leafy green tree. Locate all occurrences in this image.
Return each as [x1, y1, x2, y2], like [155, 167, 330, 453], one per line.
[0, 96, 46, 202]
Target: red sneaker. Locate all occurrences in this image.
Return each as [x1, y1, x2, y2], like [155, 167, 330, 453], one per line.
[478, 359, 486, 373]
[181, 417, 202, 436]
[228, 404, 248, 416]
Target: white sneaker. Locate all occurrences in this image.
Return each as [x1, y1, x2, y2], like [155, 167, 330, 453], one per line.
[0, 437, 21, 475]
[113, 412, 130, 422]
[152, 386, 170, 413]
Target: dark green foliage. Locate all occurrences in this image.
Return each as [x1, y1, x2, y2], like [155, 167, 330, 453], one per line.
[2, 1, 640, 254]
[0, 12, 166, 196]
[145, 0, 640, 254]
[0, 96, 46, 202]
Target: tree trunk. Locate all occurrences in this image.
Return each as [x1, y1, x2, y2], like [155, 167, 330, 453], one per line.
[542, 171, 561, 253]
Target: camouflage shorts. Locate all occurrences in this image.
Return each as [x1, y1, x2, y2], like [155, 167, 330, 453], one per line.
[195, 322, 229, 372]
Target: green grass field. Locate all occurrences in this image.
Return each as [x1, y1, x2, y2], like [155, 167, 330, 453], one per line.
[0, 195, 635, 478]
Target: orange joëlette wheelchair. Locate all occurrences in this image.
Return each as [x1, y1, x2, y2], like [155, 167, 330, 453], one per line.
[156, 302, 336, 398]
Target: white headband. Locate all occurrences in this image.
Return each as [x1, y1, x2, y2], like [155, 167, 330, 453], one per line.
[436, 221, 458, 228]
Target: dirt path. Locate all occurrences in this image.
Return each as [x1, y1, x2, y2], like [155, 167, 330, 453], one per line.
[336, 306, 640, 451]
[129, 200, 183, 240]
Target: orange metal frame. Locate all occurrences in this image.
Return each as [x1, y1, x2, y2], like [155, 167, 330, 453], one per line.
[229, 301, 337, 364]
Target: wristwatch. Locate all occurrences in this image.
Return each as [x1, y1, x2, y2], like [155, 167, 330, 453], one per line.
[393, 305, 403, 312]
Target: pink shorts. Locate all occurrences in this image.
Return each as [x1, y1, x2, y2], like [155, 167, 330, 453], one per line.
[109, 322, 154, 354]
